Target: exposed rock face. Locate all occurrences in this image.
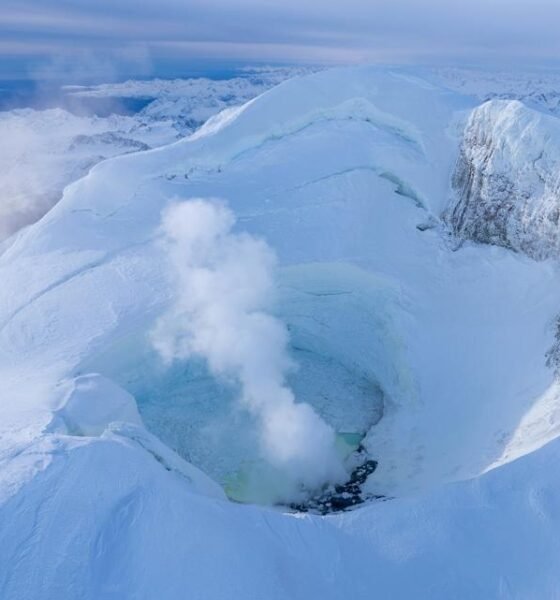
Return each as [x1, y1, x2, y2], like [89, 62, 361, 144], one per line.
[288, 447, 381, 515]
[69, 132, 150, 153]
[446, 100, 560, 260]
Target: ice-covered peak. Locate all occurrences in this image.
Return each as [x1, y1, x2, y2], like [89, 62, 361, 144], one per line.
[446, 98, 560, 260]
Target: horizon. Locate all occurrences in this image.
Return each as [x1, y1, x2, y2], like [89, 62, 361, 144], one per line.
[2, 0, 560, 82]
[4, 60, 560, 88]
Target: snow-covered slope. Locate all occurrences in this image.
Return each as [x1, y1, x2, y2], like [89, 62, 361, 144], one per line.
[0, 68, 305, 243]
[2, 66, 560, 598]
[3, 424, 560, 599]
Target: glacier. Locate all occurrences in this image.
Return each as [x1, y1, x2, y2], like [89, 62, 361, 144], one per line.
[2, 66, 560, 598]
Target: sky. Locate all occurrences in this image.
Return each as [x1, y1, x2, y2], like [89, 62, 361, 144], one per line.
[1, 0, 560, 81]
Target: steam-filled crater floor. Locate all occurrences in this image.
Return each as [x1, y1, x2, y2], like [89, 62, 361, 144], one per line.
[3, 66, 560, 597]
[78, 262, 387, 507]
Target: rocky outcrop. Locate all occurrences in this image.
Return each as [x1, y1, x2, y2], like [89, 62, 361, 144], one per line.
[446, 100, 560, 260]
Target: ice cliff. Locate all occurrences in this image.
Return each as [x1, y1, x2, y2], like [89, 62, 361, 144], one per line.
[446, 99, 560, 260]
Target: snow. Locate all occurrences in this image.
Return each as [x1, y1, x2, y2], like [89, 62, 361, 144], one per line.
[2, 423, 560, 598]
[2, 65, 560, 597]
[50, 373, 143, 436]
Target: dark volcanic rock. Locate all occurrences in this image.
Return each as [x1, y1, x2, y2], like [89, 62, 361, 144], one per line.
[287, 448, 382, 515]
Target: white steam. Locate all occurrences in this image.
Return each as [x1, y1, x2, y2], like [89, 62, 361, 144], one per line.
[150, 198, 346, 493]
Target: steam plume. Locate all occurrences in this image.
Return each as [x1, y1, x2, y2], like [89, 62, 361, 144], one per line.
[150, 198, 345, 493]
